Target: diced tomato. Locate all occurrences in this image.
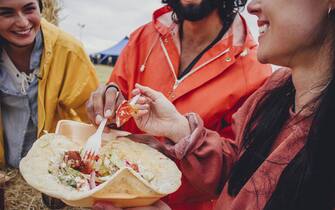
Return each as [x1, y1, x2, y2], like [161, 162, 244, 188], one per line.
[79, 161, 94, 174]
[64, 150, 100, 174]
[65, 151, 81, 161]
[130, 163, 139, 172]
[64, 151, 82, 169]
[125, 160, 139, 172]
[94, 155, 100, 161]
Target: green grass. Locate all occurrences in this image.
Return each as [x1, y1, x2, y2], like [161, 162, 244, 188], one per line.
[94, 64, 113, 84]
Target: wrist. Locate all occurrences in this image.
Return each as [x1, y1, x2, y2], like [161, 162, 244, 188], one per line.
[168, 116, 191, 143]
[105, 83, 120, 92]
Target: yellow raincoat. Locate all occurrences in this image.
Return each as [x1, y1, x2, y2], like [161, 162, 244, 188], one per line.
[0, 19, 99, 167]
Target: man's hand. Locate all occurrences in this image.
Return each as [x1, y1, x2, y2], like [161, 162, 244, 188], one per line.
[93, 200, 171, 210]
[86, 84, 125, 126]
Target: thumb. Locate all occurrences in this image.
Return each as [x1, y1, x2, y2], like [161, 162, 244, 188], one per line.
[153, 200, 171, 209]
[135, 83, 162, 101]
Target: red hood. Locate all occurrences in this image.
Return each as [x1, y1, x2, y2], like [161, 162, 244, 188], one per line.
[152, 5, 176, 36]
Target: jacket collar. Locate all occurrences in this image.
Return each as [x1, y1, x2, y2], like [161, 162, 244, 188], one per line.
[29, 30, 43, 70]
[153, 6, 175, 36]
[39, 18, 59, 78]
[37, 18, 59, 136]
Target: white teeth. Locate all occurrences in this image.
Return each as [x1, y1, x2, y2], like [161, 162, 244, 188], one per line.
[259, 24, 269, 34]
[15, 28, 31, 35]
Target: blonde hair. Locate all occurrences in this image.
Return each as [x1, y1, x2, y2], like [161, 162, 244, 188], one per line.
[41, 0, 61, 26]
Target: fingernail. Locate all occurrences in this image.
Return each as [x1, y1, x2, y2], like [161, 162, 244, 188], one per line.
[95, 115, 103, 124]
[105, 110, 112, 118]
[132, 89, 139, 94]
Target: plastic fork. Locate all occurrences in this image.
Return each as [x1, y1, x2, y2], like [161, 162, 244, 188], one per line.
[129, 94, 141, 106]
[81, 118, 108, 162]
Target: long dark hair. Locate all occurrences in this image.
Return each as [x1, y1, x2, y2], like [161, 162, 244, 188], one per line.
[228, 10, 335, 210]
[162, 0, 247, 29]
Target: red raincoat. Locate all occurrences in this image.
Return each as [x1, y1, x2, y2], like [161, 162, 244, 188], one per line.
[109, 6, 272, 210]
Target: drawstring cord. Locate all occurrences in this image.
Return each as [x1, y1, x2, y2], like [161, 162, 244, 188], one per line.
[1, 49, 38, 95]
[18, 69, 39, 95]
[139, 34, 160, 72]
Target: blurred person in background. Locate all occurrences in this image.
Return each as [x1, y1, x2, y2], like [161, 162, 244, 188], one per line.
[88, 0, 271, 209]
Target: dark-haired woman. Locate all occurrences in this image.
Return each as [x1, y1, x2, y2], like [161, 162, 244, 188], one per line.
[103, 0, 335, 209]
[88, 1, 271, 209]
[0, 0, 98, 168]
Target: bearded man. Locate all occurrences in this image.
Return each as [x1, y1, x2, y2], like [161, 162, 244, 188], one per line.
[89, 0, 272, 209]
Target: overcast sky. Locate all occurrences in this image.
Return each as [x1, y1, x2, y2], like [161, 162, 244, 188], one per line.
[59, 0, 258, 54]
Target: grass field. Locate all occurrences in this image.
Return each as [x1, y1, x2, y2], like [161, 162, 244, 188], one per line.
[95, 64, 113, 84]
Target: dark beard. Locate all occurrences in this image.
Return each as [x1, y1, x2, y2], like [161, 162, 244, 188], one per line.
[167, 0, 220, 21]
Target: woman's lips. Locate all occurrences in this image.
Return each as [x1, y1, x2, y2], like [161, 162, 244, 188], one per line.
[11, 27, 33, 36]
